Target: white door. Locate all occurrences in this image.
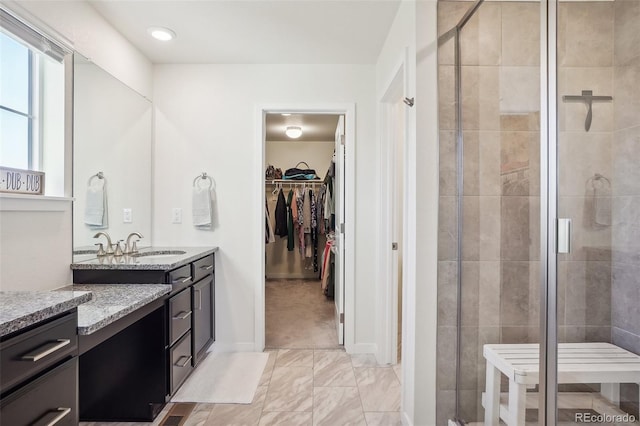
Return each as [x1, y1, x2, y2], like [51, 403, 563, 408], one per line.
[334, 115, 346, 345]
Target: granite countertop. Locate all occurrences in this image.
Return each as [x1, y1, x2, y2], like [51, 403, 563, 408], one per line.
[70, 246, 218, 271]
[59, 284, 172, 335]
[0, 290, 93, 337]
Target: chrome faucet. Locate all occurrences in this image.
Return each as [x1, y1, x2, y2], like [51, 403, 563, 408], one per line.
[125, 232, 143, 254]
[93, 232, 114, 255]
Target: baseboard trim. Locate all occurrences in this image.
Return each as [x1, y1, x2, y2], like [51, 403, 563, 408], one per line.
[402, 411, 413, 426]
[207, 342, 257, 353]
[346, 343, 377, 354]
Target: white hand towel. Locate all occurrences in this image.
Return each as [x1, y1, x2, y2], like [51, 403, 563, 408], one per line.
[193, 186, 213, 228]
[84, 184, 108, 228]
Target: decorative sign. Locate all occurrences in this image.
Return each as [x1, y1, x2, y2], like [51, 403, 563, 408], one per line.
[0, 166, 45, 195]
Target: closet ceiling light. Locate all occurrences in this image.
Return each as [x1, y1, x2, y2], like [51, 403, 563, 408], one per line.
[285, 126, 303, 139]
[147, 27, 176, 41]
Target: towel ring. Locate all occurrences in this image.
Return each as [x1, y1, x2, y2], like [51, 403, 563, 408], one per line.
[88, 172, 105, 187]
[193, 172, 214, 189]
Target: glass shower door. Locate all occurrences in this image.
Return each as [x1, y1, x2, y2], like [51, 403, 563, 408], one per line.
[436, 0, 543, 423]
[555, 0, 640, 424]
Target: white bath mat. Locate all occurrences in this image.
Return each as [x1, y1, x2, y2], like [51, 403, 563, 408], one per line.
[171, 352, 269, 404]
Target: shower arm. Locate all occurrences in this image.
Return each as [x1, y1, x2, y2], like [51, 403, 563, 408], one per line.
[562, 90, 613, 132]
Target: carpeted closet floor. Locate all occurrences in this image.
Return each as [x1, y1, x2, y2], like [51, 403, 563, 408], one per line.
[265, 279, 339, 349]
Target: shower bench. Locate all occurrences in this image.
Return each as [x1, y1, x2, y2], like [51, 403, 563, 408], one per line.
[482, 342, 640, 426]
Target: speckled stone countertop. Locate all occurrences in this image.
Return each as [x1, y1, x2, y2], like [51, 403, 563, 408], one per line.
[58, 284, 172, 335]
[0, 291, 93, 337]
[70, 247, 218, 271]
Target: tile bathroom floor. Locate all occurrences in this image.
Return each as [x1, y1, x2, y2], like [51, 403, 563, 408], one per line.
[81, 350, 403, 426]
[265, 279, 340, 349]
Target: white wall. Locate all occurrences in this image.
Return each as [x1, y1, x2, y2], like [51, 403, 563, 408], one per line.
[153, 64, 377, 351]
[9, 0, 153, 99]
[0, 1, 153, 291]
[414, 0, 439, 424]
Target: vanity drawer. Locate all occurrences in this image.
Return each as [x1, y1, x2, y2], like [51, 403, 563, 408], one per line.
[170, 331, 193, 395]
[192, 254, 214, 282]
[0, 357, 78, 426]
[169, 288, 191, 346]
[1, 312, 77, 393]
[167, 265, 193, 291]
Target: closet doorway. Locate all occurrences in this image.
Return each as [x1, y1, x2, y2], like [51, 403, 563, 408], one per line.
[258, 106, 353, 350]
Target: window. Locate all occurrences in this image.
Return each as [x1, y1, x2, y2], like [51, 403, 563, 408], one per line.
[0, 8, 70, 196]
[1, 31, 34, 170]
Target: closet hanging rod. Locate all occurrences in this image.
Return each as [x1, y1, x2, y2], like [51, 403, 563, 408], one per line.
[266, 179, 323, 185]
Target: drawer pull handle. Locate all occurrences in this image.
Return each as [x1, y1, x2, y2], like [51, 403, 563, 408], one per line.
[22, 339, 71, 362]
[172, 310, 192, 320]
[33, 407, 71, 426]
[200, 265, 213, 271]
[175, 355, 192, 368]
[172, 276, 192, 284]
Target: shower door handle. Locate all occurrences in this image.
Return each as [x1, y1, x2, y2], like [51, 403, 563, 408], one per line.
[557, 218, 571, 254]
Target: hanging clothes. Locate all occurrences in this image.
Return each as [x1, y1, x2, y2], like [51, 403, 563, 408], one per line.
[274, 188, 288, 237]
[296, 188, 306, 255]
[286, 189, 295, 251]
[310, 189, 319, 272]
[265, 200, 275, 244]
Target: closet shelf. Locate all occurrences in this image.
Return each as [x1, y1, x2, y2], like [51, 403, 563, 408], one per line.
[266, 179, 323, 185]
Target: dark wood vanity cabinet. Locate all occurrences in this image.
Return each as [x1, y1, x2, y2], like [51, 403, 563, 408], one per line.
[73, 252, 215, 400]
[0, 311, 79, 426]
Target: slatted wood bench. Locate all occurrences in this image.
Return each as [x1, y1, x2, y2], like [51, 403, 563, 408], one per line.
[483, 343, 640, 425]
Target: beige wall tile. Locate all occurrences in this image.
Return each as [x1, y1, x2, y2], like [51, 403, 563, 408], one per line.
[478, 261, 500, 326]
[460, 3, 502, 66]
[558, 131, 612, 197]
[612, 127, 640, 196]
[439, 66, 455, 131]
[438, 196, 458, 261]
[614, 0, 640, 67]
[462, 66, 500, 131]
[499, 66, 540, 115]
[438, 261, 458, 327]
[614, 65, 640, 131]
[479, 196, 501, 260]
[439, 131, 456, 196]
[479, 131, 502, 196]
[501, 2, 540, 66]
[558, 2, 614, 67]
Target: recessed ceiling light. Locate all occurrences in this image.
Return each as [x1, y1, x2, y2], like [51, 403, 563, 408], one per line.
[147, 27, 176, 41]
[285, 126, 303, 139]
[281, 113, 291, 116]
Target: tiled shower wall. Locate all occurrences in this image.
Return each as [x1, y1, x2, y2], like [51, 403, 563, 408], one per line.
[435, 0, 630, 423]
[437, 1, 542, 422]
[611, 0, 640, 416]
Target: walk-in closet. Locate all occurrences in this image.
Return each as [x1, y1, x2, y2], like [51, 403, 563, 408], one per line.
[264, 113, 343, 349]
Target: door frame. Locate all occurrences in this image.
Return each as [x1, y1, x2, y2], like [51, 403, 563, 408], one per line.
[378, 53, 410, 366]
[254, 103, 356, 352]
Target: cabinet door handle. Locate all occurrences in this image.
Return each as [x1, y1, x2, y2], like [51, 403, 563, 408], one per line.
[175, 355, 192, 368]
[172, 276, 192, 284]
[172, 310, 192, 320]
[21, 339, 71, 362]
[194, 289, 202, 310]
[33, 407, 72, 426]
[200, 265, 213, 271]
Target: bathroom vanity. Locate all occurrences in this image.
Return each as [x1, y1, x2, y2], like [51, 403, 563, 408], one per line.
[70, 247, 217, 421]
[0, 291, 92, 426]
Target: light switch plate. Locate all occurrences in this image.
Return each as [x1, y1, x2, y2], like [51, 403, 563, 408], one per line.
[123, 208, 132, 223]
[172, 208, 182, 224]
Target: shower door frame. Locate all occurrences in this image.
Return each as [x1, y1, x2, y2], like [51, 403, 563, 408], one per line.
[446, 0, 560, 423]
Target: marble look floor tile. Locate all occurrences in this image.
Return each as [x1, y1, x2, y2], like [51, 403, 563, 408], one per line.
[354, 368, 401, 412]
[204, 386, 267, 426]
[258, 351, 277, 386]
[313, 387, 366, 426]
[263, 366, 313, 412]
[258, 411, 313, 426]
[275, 349, 314, 367]
[313, 350, 356, 387]
[364, 412, 403, 426]
[393, 363, 402, 383]
[350, 353, 378, 368]
[182, 403, 214, 426]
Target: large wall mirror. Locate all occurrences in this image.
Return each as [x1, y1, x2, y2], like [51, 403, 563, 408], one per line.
[72, 54, 152, 256]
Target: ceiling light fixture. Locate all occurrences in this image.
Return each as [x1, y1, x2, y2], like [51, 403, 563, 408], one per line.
[147, 27, 176, 41]
[281, 113, 291, 116]
[285, 126, 303, 139]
